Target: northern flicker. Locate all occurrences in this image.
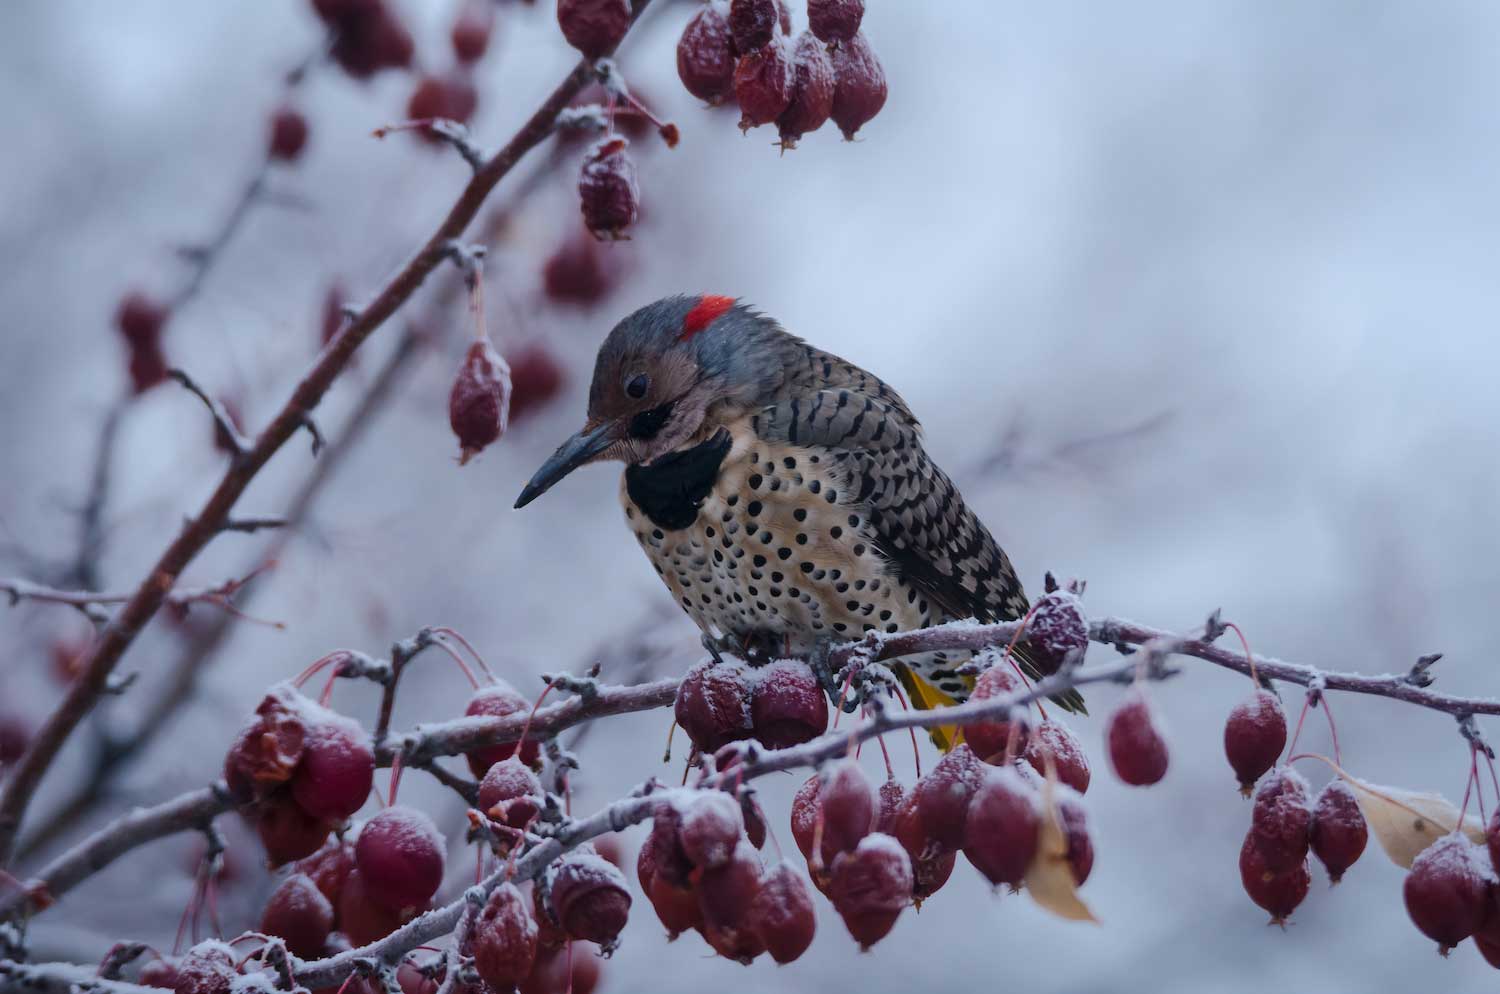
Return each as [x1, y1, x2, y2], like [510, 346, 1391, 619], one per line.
[515, 295, 1083, 740]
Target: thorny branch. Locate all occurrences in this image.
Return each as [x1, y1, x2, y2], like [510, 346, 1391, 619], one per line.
[0, 0, 661, 866]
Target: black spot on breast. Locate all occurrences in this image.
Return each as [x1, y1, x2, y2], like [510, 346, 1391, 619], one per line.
[625, 429, 732, 530]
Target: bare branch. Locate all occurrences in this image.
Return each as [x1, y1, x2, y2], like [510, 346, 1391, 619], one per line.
[0, 569, 277, 627]
[168, 369, 252, 457]
[217, 516, 288, 535]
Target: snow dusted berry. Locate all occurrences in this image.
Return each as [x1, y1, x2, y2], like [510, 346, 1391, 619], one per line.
[257, 796, 332, 867]
[407, 74, 479, 142]
[1026, 576, 1089, 675]
[1224, 689, 1287, 794]
[449, 339, 510, 465]
[557, 0, 630, 59]
[819, 759, 875, 862]
[646, 802, 695, 887]
[1105, 688, 1169, 786]
[963, 767, 1039, 889]
[578, 136, 640, 240]
[910, 745, 986, 852]
[295, 837, 356, 909]
[1249, 766, 1311, 873]
[116, 291, 168, 348]
[339, 868, 412, 945]
[734, 39, 794, 131]
[1057, 790, 1094, 885]
[138, 958, 181, 990]
[789, 775, 822, 862]
[1022, 719, 1091, 794]
[464, 681, 540, 775]
[807, 0, 863, 44]
[451, 2, 495, 63]
[1404, 834, 1491, 954]
[829, 834, 911, 948]
[1239, 835, 1309, 925]
[173, 942, 238, 994]
[962, 662, 1030, 763]
[680, 791, 745, 869]
[355, 806, 446, 913]
[1309, 779, 1367, 883]
[749, 660, 828, 748]
[728, 0, 777, 52]
[677, 3, 737, 104]
[543, 229, 620, 307]
[747, 863, 816, 964]
[290, 712, 375, 822]
[260, 873, 334, 958]
[478, 758, 543, 830]
[829, 31, 886, 140]
[696, 840, 765, 962]
[638, 827, 703, 936]
[674, 660, 754, 753]
[776, 31, 835, 148]
[269, 105, 309, 162]
[550, 849, 632, 944]
[472, 883, 539, 989]
[224, 687, 310, 800]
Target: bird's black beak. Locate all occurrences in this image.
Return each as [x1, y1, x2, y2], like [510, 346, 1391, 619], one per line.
[514, 421, 618, 509]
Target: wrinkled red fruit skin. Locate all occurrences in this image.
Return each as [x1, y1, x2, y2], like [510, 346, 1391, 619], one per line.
[269, 106, 309, 161]
[1309, 780, 1367, 883]
[339, 868, 414, 945]
[807, 0, 864, 44]
[1104, 690, 1169, 786]
[530, 880, 568, 952]
[556, 0, 631, 59]
[1025, 587, 1088, 675]
[1022, 720, 1091, 795]
[295, 837, 356, 909]
[1224, 690, 1288, 794]
[776, 31, 835, 148]
[464, 682, 540, 776]
[911, 745, 986, 852]
[578, 136, 640, 239]
[679, 791, 745, 870]
[1239, 835, 1310, 924]
[472, 883, 539, 989]
[139, 958, 181, 990]
[962, 769, 1039, 888]
[674, 662, 754, 753]
[695, 841, 763, 962]
[550, 852, 632, 944]
[728, 0, 777, 52]
[260, 873, 334, 958]
[734, 40, 794, 131]
[645, 803, 695, 888]
[677, 4, 737, 104]
[1249, 767, 1311, 873]
[225, 687, 311, 802]
[790, 775, 822, 863]
[747, 864, 816, 964]
[290, 717, 376, 822]
[449, 338, 510, 465]
[819, 760, 875, 863]
[173, 944, 237, 994]
[257, 797, 333, 867]
[962, 665, 1030, 764]
[749, 661, 828, 748]
[355, 806, 446, 913]
[829, 31, 886, 140]
[478, 758, 542, 831]
[829, 835, 911, 949]
[1404, 835, 1490, 952]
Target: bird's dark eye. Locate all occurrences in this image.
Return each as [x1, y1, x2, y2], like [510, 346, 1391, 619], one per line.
[628, 400, 675, 439]
[625, 373, 649, 399]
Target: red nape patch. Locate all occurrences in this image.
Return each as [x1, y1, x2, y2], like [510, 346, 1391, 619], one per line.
[679, 294, 736, 341]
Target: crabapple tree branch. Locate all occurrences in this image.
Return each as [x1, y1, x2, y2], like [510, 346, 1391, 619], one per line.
[0, 0, 659, 867]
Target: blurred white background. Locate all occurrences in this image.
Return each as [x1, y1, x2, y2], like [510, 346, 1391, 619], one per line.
[4, 1, 1500, 991]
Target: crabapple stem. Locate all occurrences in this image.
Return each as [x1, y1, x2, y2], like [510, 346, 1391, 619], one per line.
[1223, 621, 1259, 686]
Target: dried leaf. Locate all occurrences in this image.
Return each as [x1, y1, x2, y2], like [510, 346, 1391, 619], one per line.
[1341, 775, 1485, 869]
[1023, 777, 1098, 923]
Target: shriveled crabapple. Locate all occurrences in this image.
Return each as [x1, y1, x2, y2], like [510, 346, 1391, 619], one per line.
[1403, 833, 1492, 954]
[295, 836, 356, 909]
[1248, 766, 1311, 873]
[472, 883, 539, 990]
[257, 796, 333, 867]
[910, 744, 986, 852]
[961, 662, 1030, 764]
[1022, 719, 1091, 794]
[464, 680, 541, 775]
[507, 344, 566, 422]
[728, 0, 777, 52]
[1056, 789, 1094, 885]
[807, 0, 863, 44]
[819, 759, 876, 862]
[355, 806, 446, 913]
[1238, 835, 1310, 925]
[223, 686, 311, 801]
[138, 958, 181, 990]
[679, 790, 746, 869]
[449, 338, 510, 464]
[734, 38, 794, 131]
[173, 942, 238, 994]
[962, 767, 1040, 889]
[638, 830, 703, 937]
[775, 31, 835, 149]
[677, 2, 736, 105]
[556, 0, 631, 59]
[268, 105, 309, 162]
[260, 872, 334, 958]
[550, 847, 633, 944]
[578, 136, 640, 240]
[1309, 779, 1367, 883]
[674, 659, 754, 753]
[290, 711, 375, 822]
[749, 659, 828, 748]
[829, 31, 886, 140]
[1105, 687, 1169, 786]
[1224, 689, 1287, 794]
[1025, 574, 1089, 675]
[747, 863, 816, 964]
[339, 868, 415, 945]
[450, 2, 495, 64]
[789, 775, 823, 863]
[529, 880, 568, 952]
[695, 840, 765, 962]
[478, 757, 543, 831]
[829, 833, 911, 949]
